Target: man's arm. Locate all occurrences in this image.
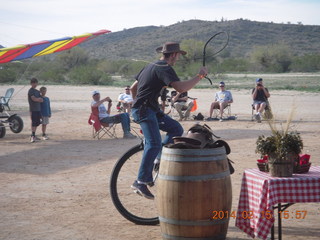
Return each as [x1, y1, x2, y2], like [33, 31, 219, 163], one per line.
[160, 100, 166, 112]
[227, 91, 233, 104]
[214, 92, 219, 102]
[31, 95, 43, 103]
[170, 67, 207, 93]
[48, 98, 51, 117]
[263, 87, 270, 98]
[92, 97, 111, 108]
[252, 88, 258, 100]
[106, 101, 112, 114]
[171, 75, 202, 93]
[118, 93, 123, 102]
[130, 81, 138, 100]
[172, 92, 188, 103]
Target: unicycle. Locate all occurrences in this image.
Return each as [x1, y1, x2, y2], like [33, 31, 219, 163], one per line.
[109, 140, 159, 225]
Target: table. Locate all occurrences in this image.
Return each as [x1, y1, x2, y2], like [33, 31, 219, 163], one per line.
[235, 166, 320, 240]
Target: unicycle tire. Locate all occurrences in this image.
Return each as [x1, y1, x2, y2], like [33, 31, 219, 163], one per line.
[110, 142, 159, 225]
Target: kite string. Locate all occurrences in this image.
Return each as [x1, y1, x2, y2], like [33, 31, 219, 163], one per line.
[12, 58, 48, 99]
[10, 59, 35, 98]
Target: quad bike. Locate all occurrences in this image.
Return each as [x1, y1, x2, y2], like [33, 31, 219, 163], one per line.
[0, 103, 24, 138]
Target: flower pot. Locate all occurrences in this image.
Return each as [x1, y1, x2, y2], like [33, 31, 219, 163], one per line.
[268, 153, 297, 177]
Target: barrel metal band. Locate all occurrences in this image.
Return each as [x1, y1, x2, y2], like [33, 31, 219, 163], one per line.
[158, 170, 230, 181]
[159, 216, 228, 226]
[161, 232, 226, 240]
[163, 146, 226, 155]
[161, 153, 226, 162]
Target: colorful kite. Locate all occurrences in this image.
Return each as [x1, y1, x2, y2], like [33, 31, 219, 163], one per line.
[0, 29, 110, 64]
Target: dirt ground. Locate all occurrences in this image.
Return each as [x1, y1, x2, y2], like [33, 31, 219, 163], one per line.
[1, 84, 319, 240]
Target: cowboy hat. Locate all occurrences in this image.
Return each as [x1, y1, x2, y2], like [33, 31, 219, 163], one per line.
[156, 42, 187, 55]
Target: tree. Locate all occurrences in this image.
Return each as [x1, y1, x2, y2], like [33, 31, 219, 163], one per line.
[55, 47, 89, 70]
[176, 39, 205, 77]
[250, 44, 292, 72]
[0, 62, 26, 83]
[97, 60, 120, 74]
[218, 58, 249, 72]
[290, 54, 320, 72]
[67, 64, 112, 85]
[0, 65, 16, 83]
[180, 39, 204, 63]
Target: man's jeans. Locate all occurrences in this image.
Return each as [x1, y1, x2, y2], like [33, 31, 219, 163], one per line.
[100, 113, 130, 134]
[132, 107, 183, 183]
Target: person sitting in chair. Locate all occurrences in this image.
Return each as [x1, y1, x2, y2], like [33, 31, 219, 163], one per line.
[117, 86, 134, 113]
[207, 81, 233, 122]
[91, 90, 136, 139]
[159, 86, 169, 112]
[252, 78, 270, 123]
[171, 90, 194, 121]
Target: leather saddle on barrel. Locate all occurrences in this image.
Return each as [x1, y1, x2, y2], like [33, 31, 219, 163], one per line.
[168, 123, 235, 174]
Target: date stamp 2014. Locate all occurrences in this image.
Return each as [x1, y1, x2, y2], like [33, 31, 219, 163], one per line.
[212, 210, 309, 220]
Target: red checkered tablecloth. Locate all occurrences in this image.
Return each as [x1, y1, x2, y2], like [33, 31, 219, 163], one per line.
[235, 166, 320, 240]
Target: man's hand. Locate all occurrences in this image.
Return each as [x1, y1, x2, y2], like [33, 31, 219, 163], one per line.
[104, 97, 112, 102]
[31, 95, 43, 103]
[198, 66, 208, 78]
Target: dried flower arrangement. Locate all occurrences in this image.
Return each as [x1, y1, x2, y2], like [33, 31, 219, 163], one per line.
[255, 108, 305, 177]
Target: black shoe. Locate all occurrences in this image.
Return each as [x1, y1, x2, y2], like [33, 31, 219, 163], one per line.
[131, 180, 154, 200]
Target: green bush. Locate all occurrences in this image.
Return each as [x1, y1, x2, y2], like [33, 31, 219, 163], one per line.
[250, 44, 292, 72]
[68, 65, 112, 85]
[218, 58, 249, 72]
[290, 54, 320, 72]
[0, 66, 16, 83]
[38, 69, 65, 84]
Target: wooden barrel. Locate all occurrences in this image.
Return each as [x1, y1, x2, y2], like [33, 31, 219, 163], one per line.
[157, 146, 232, 240]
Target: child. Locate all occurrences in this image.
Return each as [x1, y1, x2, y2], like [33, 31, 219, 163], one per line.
[40, 87, 51, 140]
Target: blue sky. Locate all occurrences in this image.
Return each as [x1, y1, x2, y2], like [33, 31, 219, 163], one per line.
[1, 0, 319, 47]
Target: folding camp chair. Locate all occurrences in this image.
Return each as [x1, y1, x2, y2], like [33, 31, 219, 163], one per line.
[212, 104, 232, 119]
[88, 107, 117, 139]
[168, 98, 197, 119]
[116, 101, 124, 112]
[167, 90, 197, 120]
[0, 88, 14, 111]
[251, 100, 273, 121]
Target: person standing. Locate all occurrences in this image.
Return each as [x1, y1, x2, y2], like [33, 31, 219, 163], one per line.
[28, 78, 43, 143]
[130, 42, 208, 199]
[40, 86, 51, 140]
[252, 78, 270, 123]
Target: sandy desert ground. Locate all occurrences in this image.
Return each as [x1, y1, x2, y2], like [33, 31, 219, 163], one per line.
[0, 84, 319, 240]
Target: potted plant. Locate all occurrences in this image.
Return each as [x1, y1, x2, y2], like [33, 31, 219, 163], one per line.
[255, 111, 303, 177]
